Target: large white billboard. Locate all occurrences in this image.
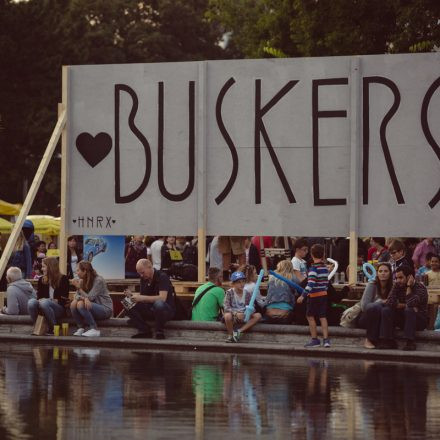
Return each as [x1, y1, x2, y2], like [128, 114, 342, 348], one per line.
[66, 53, 440, 236]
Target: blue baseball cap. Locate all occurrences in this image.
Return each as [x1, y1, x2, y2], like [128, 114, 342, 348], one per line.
[230, 271, 246, 283]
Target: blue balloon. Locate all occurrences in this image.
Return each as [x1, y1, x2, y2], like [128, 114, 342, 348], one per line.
[362, 262, 376, 281]
[244, 269, 265, 322]
[268, 270, 305, 294]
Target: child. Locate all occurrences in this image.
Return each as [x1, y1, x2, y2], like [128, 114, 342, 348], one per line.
[223, 271, 262, 343]
[291, 238, 309, 282]
[426, 254, 440, 288]
[416, 252, 434, 278]
[297, 244, 330, 348]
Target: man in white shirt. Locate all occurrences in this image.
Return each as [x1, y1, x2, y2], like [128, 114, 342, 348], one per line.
[291, 238, 309, 282]
[150, 237, 165, 270]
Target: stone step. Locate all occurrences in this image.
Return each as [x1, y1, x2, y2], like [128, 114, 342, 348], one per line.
[1, 315, 439, 359]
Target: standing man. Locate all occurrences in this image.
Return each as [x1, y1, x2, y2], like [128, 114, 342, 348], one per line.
[150, 237, 165, 270]
[191, 267, 224, 322]
[126, 259, 175, 339]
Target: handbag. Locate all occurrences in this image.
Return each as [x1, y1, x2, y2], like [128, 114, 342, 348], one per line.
[339, 302, 362, 328]
[32, 315, 48, 336]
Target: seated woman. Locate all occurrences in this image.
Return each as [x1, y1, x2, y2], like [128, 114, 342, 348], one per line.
[357, 262, 393, 349]
[160, 236, 180, 275]
[238, 264, 266, 310]
[70, 261, 113, 337]
[264, 260, 298, 324]
[28, 257, 69, 335]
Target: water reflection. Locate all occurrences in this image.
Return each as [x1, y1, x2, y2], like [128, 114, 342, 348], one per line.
[0, 345, 439, 439]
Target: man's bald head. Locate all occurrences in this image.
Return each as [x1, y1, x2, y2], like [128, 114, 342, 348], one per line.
[136, 258, 153, 279]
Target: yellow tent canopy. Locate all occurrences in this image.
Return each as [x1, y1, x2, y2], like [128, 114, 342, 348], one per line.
[26, 215, 60, 236]
[0, 199, 22, 216]
[0, 217, 13, 234]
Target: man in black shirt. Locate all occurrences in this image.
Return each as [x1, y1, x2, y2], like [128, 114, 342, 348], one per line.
[126, 259, 175, 339]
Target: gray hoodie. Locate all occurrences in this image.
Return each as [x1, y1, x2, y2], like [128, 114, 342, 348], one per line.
[4, 279, 36, 315]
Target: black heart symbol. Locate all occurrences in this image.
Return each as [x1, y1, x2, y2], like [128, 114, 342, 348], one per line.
[76, 132, 112, 168]
[72, 219, 77, 223]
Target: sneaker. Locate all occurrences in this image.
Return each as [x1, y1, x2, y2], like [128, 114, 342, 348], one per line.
[82, 328, 101, 337]
[402, 340, 416, 351]
[131, 332, 152, 339]
[233, 330, 241, 343]
[304, 338, 321, 348]
[323, 338, 331, 348]
[225, 335, 235, 343]
[73, 328, 86, 336]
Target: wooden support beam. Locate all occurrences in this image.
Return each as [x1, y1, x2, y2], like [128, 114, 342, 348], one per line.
[0, 109, 67, 280]
[59, 66, 69, 275]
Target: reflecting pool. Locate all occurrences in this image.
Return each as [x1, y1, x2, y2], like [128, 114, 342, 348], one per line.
[0, 344, 440, 439]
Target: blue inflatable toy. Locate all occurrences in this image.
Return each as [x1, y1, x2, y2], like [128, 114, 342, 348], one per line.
[268, 270, 305, 295]
[244, 269, 265, 322]
[362, 262, 376, 281]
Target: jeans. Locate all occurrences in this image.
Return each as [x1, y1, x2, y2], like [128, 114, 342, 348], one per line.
[71, 302, 112, 329]
[127, 300, 175, 334]
[357, 302, 385, 342]
[28, 298, 65, 328]
[366, 304, 427, 341]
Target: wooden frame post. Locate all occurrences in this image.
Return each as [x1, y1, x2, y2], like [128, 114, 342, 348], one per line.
[0, 109, 67, 279]
[197, 62, 207, 282]
[348, 57, 361, 285]
[59, 66, 69, 275]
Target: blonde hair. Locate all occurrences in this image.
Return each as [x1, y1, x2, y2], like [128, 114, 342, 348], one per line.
[42, 257, 62, 289]
[13, 232, 27, 252]
[270, 260, 295, 286]
[238, 264, 257, 283]
[78, 260, 97, 292]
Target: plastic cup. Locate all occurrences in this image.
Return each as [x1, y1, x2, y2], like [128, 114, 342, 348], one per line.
[54, 325, 60, 337]
[62, 323, 69, 336]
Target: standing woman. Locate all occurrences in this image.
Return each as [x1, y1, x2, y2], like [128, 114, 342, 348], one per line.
[67, 236, 82, 279]
[160, 236, 178, 274]
[8, 231, 32, 279]
[357, 262, 393, 349]
[70, 261, 113, 337]
[28, 257, 70, 335]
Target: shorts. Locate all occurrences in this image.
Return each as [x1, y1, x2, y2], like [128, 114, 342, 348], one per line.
[306, 296, 327, 318]
[222, 311, 245, 325]
[218, 236, 246, 255]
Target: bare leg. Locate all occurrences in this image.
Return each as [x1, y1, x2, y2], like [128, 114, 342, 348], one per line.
[239, 313, 262, 333]
[306, 316, 318, 339]
[319, 317, 329, 339]
[224, 312, 234, 335]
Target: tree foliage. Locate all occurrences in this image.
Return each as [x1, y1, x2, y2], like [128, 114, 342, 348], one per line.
[208, 0, 440, 58]
[0, 0, 225, 214]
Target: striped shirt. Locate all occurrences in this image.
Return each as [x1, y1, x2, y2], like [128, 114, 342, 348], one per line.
[303, 262, 329, 297]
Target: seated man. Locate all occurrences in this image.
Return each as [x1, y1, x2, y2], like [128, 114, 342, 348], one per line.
[379, 265, 428, 351]
[125, 259, 175, 339]
[1, 267, 36, 315]
[191, 267, 224, 322]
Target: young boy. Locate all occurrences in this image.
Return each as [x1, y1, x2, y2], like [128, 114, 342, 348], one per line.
[223, 271, 262, 343]
[416, 252, 434, 278]
[291, 238, 309, 282]
[297, 244, 330, 348]
[426, 254, 440, 288]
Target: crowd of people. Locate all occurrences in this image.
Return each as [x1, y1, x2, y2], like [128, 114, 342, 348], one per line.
[0, 233, 439, 351]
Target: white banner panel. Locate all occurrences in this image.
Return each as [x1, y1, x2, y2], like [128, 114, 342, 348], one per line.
[66, 53, 440, 236]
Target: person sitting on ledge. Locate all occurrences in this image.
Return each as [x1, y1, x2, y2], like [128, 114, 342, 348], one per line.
[356, 262, 393, 349]
[1, 266, 36, 315]
[28, 257, 70, 335]
[223, 271, 262, 343]
[378, 265, 428, 351]
[191, 267, 224, 322]
[70, 261, 113, 337]
[125, 259, 175, 339]
[264, 260, 297, 325]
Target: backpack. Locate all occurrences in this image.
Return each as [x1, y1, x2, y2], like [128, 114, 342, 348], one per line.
[170, 262, 198, 281]
[182, 244, 198, 266]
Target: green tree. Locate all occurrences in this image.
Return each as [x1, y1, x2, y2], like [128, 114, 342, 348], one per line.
[0, 0, 225, 214]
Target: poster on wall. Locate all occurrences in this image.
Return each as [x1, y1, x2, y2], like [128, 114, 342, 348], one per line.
[83, 235, 125, 279]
